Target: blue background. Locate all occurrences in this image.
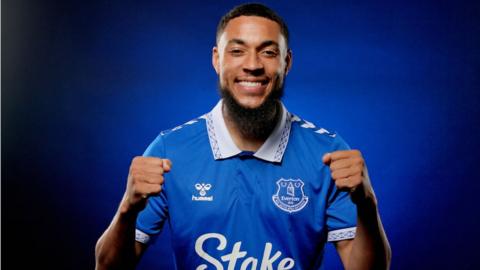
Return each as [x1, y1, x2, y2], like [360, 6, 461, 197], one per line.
[3, 0, 480, 269]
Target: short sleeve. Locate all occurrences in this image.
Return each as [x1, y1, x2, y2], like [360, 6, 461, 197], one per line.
[135, 134, 169, 245]
[325, 134, 357, 242]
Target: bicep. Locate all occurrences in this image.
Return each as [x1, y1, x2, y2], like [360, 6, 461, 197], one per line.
[335, 239, 353, 268]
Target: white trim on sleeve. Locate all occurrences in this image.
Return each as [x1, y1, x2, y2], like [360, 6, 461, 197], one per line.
[327, 227, 356, 242]
[135, 229, 152, 244]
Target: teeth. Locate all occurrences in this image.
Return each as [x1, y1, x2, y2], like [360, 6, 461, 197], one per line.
[238, 81, 261, 87]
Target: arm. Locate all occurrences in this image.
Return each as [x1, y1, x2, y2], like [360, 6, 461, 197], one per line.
[324, 151, 391, 270]
[95, 157, 171, 270]
[95, 204, 147, 270]
[335, 199, 391, 270]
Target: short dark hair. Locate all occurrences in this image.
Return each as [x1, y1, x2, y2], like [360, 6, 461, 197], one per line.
[216, 3, 289, 46]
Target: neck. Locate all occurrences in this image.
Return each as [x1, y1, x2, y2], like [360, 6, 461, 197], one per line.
[222, 102, 281, 152]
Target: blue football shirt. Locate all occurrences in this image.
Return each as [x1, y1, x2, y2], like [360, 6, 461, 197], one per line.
[135, 100, 357, 269]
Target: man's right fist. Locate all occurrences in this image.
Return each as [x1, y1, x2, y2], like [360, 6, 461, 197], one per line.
[120, 156, 172, 214]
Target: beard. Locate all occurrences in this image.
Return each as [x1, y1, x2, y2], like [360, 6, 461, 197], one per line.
[219, 79, 285, 140]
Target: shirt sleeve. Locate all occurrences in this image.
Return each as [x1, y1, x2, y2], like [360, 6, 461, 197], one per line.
[135, 134, 169, 245]
[325, 134, 357, 242]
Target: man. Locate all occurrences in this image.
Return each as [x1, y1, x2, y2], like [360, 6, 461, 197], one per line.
[95, 3, 391, 270]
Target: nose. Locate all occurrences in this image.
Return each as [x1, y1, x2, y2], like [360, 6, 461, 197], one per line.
[243, 53, 264, 75]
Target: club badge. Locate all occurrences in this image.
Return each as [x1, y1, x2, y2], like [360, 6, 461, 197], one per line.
[272, 178, 309, 213]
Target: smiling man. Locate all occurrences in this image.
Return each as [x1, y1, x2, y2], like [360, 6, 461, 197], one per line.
[216, 15, 290, 149]
[95, 3, 391, 270]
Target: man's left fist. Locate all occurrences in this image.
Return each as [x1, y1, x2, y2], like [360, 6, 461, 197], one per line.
[322, 150, 376, 204]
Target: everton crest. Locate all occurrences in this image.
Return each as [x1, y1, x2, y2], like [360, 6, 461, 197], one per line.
[272, 178, 309, 213]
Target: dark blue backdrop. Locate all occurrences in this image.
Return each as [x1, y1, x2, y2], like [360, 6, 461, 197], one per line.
[3, 0, 480, 269]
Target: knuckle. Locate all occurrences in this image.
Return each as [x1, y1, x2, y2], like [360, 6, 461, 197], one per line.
[132, 156, 144, 164]
[351, 157, 362, 168]
[352, 149, 362, 156]
[130, 159, 144, 172]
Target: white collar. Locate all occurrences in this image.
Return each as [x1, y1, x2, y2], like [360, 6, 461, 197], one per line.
[205, 99, 292, 163]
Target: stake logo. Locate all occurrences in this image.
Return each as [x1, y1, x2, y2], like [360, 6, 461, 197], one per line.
[195, 233, 295, 270]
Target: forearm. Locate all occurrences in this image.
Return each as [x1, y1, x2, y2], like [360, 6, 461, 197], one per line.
[95, 201, 140, 270]
[347, 198, 391, 270]
[96, 157, 169, 269]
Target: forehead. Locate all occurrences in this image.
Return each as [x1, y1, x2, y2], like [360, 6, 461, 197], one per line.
[220, 16, 284, 46]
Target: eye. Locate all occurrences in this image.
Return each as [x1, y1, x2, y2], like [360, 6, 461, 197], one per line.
[229, 48, 244, 56]
[261, 49, 278, 57]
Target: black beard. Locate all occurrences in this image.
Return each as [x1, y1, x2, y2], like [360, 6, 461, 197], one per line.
[219, 81, 284, 140]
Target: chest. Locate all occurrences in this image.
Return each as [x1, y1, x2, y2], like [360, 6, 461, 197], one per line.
[165, 157, 331, 236]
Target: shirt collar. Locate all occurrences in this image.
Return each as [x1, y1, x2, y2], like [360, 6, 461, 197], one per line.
[205, 99, 292, 163]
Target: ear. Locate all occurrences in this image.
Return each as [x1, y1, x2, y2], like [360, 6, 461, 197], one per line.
[284, 49, 293, 75]
[212, 46, 220, 75]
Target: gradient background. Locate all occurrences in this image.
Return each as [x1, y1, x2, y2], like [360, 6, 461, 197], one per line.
[3, 0, 480, 269]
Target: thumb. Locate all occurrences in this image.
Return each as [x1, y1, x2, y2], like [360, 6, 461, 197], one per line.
[322, 153, 332, 165]
[162, 159, 173, 172]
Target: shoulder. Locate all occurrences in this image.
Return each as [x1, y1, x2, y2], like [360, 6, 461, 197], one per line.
[289, 113, 350, 151]
[143, 115, 208, 157]
[160, 115, 207, 141]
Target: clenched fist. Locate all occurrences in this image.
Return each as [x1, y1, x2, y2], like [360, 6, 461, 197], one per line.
[120, 156, 172, 214]
[322, 150, 376, 205]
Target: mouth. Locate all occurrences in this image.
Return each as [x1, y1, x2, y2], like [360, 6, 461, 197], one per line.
[234, 78, 269, 94]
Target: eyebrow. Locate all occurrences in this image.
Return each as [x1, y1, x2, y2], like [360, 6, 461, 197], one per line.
[227, 39, 280, 50]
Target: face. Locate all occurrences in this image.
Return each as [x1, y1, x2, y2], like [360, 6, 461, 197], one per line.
[213, 16, 292, 109]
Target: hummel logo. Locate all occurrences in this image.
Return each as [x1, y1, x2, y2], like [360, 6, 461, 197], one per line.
[195, 183, 211, 196]
[192, 183, 213, 201]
